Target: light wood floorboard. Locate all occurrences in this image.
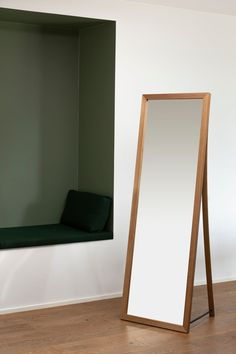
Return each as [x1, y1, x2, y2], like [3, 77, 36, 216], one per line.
[0, 281, 235, 354]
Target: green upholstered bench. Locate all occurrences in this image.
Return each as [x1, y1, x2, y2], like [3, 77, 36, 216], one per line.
[0, 190, 113, 249]
[0, 224, 113, 249]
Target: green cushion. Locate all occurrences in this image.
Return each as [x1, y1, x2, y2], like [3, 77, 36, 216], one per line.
[61, 190, 112, 232]
[0, 224, 113, 249]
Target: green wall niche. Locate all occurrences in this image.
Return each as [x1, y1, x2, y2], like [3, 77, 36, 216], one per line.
[78, 22, 115, 198]
[0, 9, 115, 231]
[0, 21, 79, 227]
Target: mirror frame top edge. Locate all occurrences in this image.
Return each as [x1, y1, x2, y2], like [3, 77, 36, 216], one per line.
[143, 92, 210, 100]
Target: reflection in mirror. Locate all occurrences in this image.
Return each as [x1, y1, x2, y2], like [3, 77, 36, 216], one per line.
[128, 99, 202, 325]
[121, 93, 214, 333]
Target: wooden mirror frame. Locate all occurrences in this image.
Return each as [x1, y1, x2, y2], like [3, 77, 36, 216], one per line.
[121, 93, 215, 333]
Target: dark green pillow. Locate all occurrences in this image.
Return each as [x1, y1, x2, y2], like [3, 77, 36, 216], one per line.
[61, 190, 112, 232]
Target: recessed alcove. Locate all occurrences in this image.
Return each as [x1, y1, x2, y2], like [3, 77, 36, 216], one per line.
[0, 8, 115, 248]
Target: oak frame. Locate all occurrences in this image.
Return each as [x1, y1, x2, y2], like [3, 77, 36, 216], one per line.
[121, 93, 214, 333]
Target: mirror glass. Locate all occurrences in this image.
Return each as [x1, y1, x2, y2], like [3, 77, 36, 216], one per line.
[127, 99, 203, 326]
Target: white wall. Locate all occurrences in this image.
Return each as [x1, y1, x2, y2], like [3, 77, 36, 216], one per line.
[0, 0, 235, 313]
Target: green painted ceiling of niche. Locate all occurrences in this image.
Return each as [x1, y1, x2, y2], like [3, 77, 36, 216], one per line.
[0, 7, 111, 29]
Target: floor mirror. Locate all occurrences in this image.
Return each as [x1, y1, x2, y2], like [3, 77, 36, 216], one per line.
[121, 93, 214, 333]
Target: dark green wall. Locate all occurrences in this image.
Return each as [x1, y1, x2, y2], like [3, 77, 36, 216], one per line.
[0, 21, 79, 227]
[78, 22, 115, 198]
[0, 15, 115, 229]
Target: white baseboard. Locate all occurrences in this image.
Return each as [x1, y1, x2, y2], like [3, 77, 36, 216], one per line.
[195, 276, 236, 286]
[213, 276, 236, 284]
[0, 292, 122, 315]
[1, 277, 236, 315]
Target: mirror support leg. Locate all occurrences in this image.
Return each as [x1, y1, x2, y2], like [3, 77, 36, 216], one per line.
[202, 153, 215, 317]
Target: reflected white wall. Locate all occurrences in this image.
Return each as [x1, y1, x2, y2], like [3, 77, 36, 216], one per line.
[128, 99, 202, 325]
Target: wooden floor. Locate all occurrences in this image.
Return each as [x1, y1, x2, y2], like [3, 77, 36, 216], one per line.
[0, 281, 235, 354]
